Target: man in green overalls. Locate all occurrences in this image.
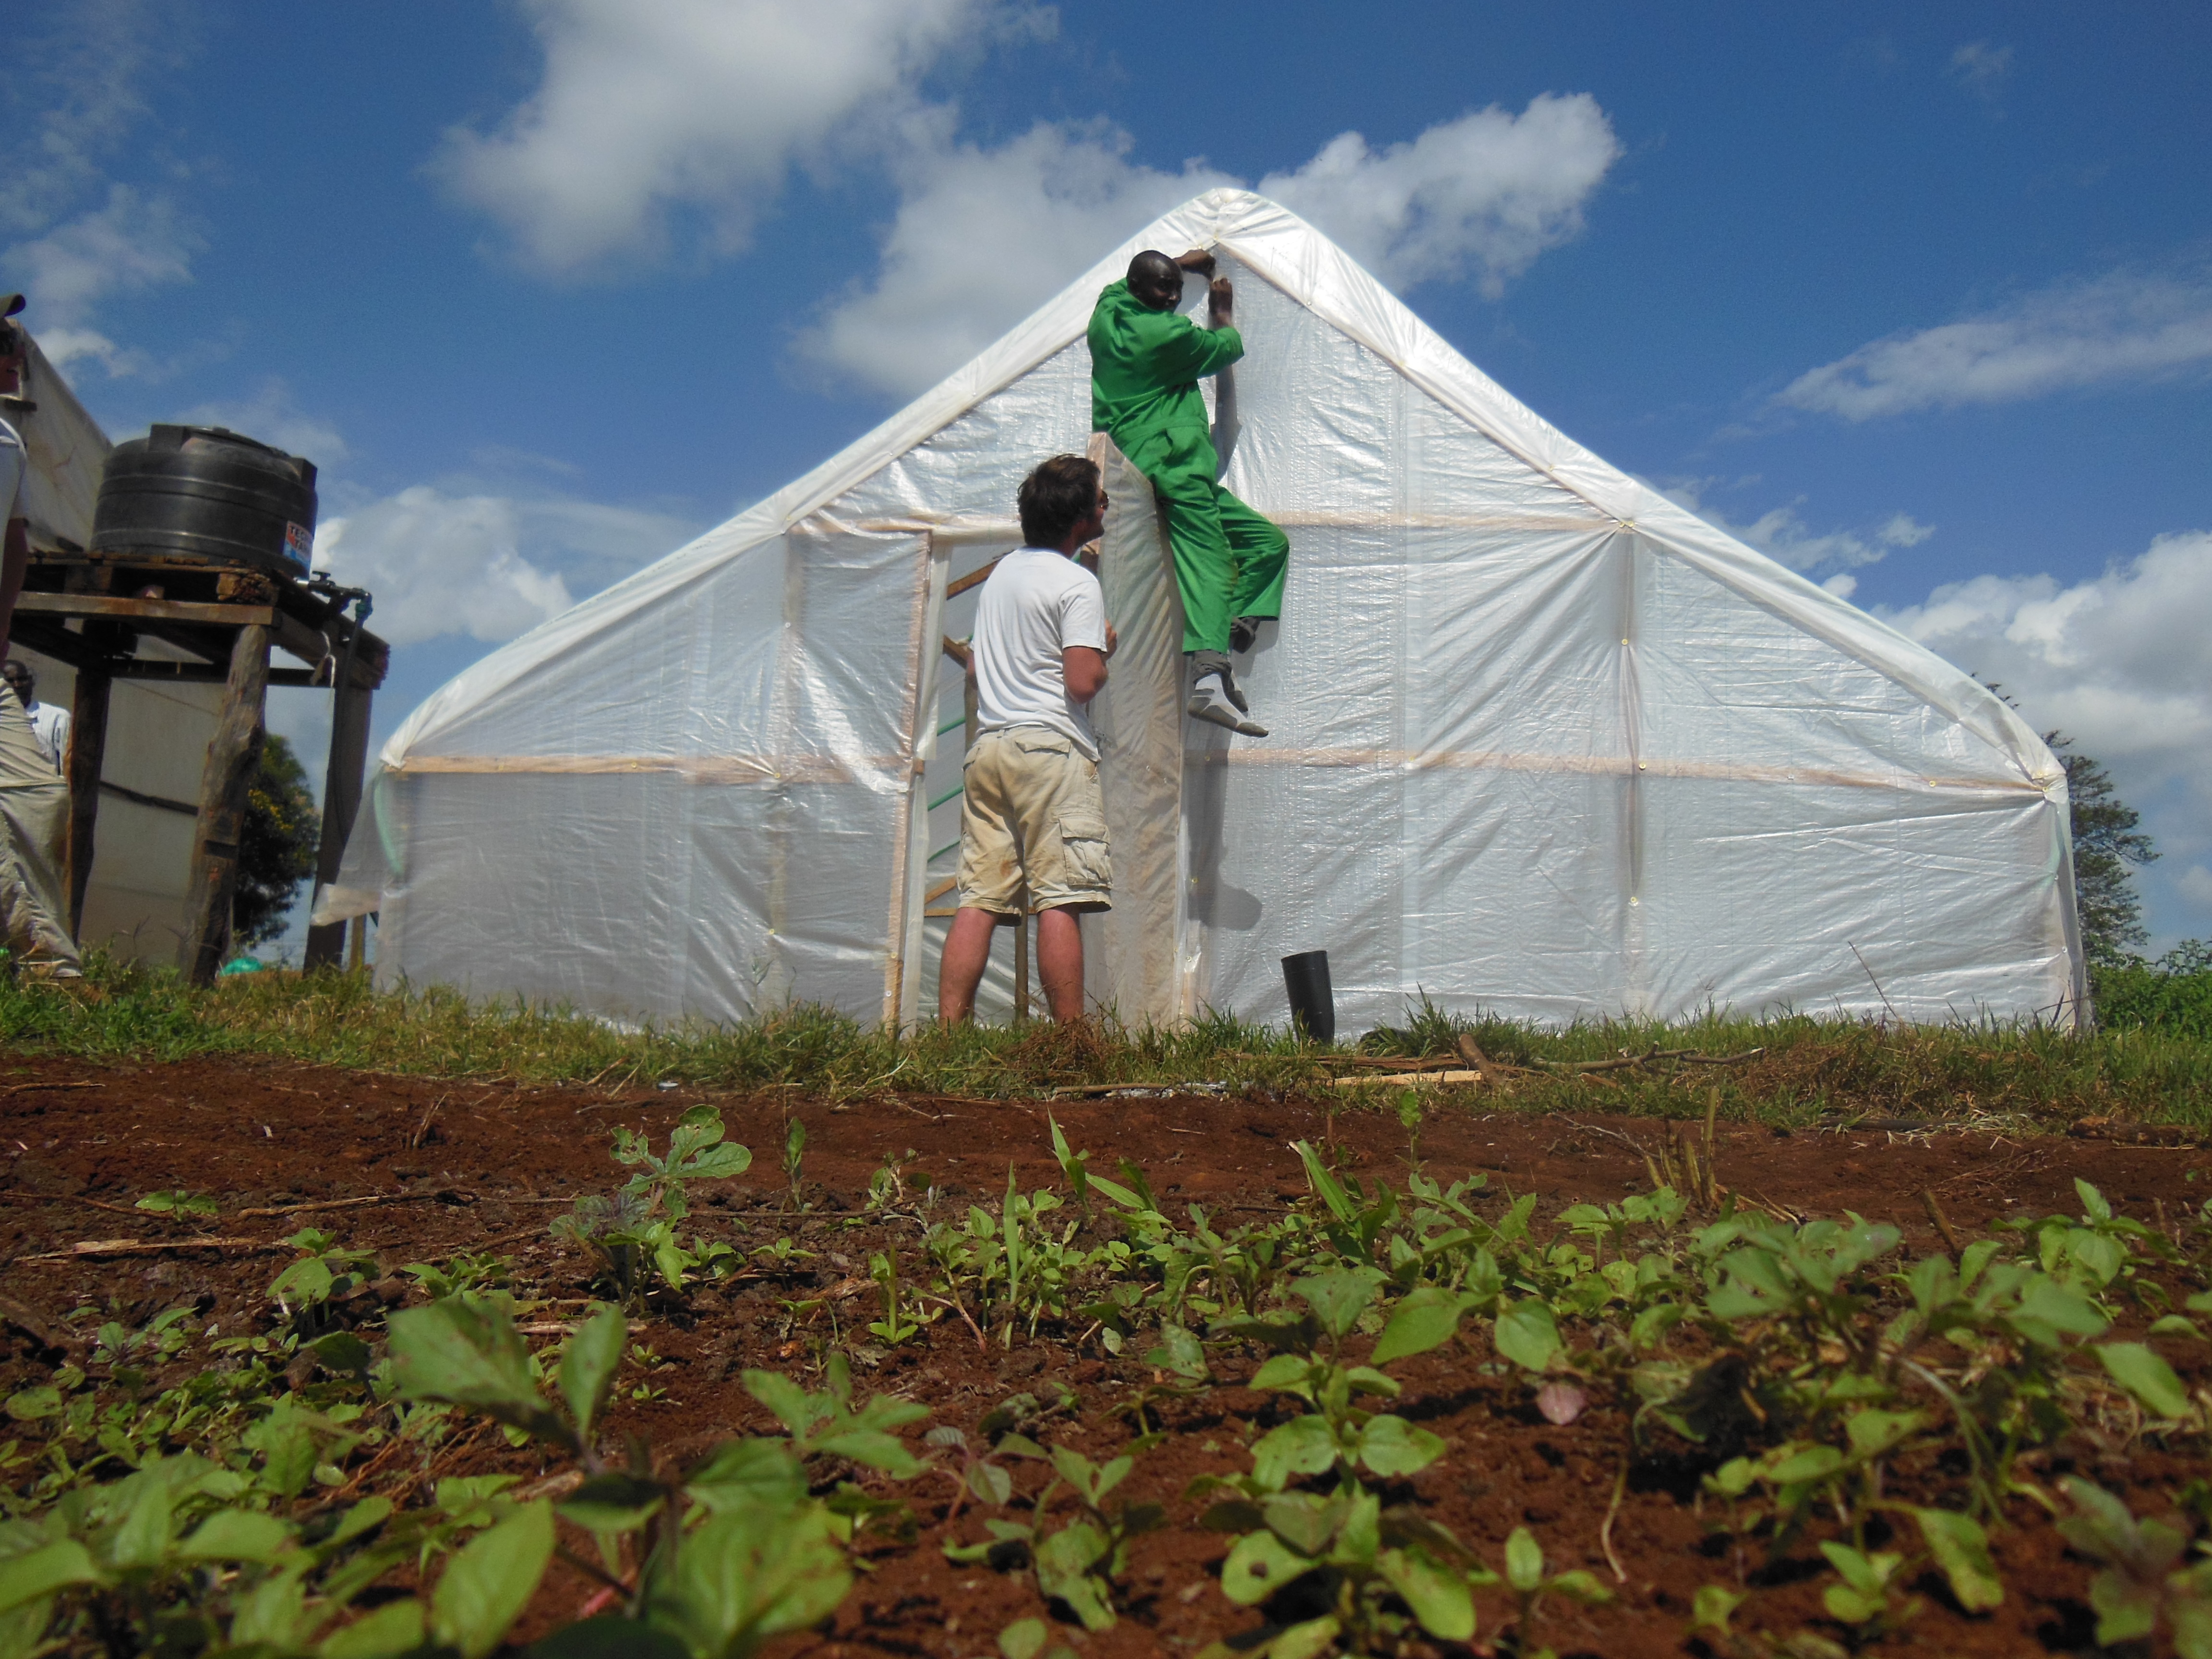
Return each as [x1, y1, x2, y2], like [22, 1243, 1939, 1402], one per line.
[1089, 248, 1287, 736]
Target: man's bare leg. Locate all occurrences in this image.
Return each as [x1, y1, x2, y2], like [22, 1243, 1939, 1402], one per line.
[938, 906, 1001, 1023]
[1037, 906, 1086, 1023]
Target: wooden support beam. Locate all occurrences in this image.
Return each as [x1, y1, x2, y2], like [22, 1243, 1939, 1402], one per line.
[178, 623, 270, 985]
[944, 557, 1004, 601]
[64, 665, 110, 937]
[13, 592, 275, 628]
[270, 609, 333, 673]
[303, 674, 374, 970]
[106, 661, 319, 687]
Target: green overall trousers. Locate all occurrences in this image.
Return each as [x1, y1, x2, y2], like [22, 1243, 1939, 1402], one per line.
[1087, 280, 1288, 655]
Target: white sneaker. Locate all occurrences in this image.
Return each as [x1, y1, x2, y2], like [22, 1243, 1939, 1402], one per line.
[1188, 666, 1267, 736]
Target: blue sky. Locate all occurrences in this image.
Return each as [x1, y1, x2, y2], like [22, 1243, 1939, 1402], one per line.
[6, 0, 2211, 950]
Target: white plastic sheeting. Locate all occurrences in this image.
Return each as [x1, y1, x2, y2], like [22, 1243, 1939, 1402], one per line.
[324, 190, 2083, 1031]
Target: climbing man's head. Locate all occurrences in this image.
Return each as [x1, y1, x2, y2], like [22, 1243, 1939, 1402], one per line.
[1018, 454, 1106, 551]
[1126, 250, 1185, 312]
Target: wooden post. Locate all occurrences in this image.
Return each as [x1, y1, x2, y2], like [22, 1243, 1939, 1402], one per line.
[65, 664, 111, 937]
[179, 623, 270, 985]
[303, 672, 373, 969]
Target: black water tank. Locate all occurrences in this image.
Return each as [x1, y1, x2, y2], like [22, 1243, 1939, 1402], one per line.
[91, 424, 318, 576]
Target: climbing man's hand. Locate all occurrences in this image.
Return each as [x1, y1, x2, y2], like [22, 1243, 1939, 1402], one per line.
[1104, 622, 1119, 659]
[1208, 277, 1233, 319]
[1175, 248, 1216, 276]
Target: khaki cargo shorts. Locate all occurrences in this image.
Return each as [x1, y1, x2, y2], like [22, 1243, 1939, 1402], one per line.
[955, 725, 1113, 915]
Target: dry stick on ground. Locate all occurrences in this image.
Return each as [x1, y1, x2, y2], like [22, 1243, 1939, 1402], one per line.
[1920, 1189, 1966, 1260]
[0, 1291, 84, 1351]
[1334, 1070, 1486, 1090]
[1531, 1045, 1765, 1076]
[16, 1236, 286, 1262]
[1, 1082, 102, 1094]
[233, 1190, 465, 1220]
[408, 1095, 446, 1151]
[0, 1191, 164, 1220]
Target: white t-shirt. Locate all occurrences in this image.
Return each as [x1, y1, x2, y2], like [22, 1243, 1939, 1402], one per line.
[972, 547, 1108, 759]
[24, 702, 68, 772]
[0, 417, 23, 524]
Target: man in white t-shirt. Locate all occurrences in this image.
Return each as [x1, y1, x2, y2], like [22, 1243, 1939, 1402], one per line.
[938, 454, 1119, 1024]
[1, 663, 68, 773]
[0, 295, 82, 981]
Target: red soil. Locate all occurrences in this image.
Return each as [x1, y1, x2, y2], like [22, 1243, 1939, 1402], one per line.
[3, 1050, 2207, 1657]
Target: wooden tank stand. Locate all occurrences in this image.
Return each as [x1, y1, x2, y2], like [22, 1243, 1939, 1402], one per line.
[9, 553, 387, 985]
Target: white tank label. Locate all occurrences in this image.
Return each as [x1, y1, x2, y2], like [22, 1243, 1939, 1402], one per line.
[283, 521, 312, 568]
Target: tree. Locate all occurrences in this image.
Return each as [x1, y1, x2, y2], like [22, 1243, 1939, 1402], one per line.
[234, 733, 321, 949]
[2047, 732, 2155, 966]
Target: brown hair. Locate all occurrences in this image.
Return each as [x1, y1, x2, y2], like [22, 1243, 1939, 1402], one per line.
[1017, 454, 1102, 548]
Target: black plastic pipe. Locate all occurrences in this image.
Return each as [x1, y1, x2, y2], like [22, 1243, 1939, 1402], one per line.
[1281, 950, 1334, 1045]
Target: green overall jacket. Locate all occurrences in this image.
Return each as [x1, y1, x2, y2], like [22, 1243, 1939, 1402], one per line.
[1088, 279, 1243, 459]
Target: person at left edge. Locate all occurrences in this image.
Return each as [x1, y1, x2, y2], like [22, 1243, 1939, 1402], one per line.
[0, 294, 84, 981]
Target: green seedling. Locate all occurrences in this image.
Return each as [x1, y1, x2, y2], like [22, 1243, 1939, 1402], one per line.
[384, 1295, 869, 1659]
[1817, 1541, 1918, 1643]
[553, 1189, 663, 1309]
[1395, 1089, 1424, 1175]
[741, 1351, 927, 1478]
[1195, 1266, 1496, 1651]
[1203, 1487, 1499, 1654]
[782, 1116, 808, 1208]
[267, 1228, 381, 1340]
[613, 1103, 753, 1218]
[2002, 1178, 2170, 1298]
[134, 1190, 217, 1219]
[626, 1342, 677, 1404]
[2055, 1476, 2212, 1654]
[751, 1235, 817, 1272]
[403, 1250, 511, 1302]
[923, 1424, 1014, 1520]
[947, 1437, 1162, 1631]
[1211, 1267, 1467, 1499]
[1689, 1583, 1748, 1638]
[998, 1615, 1079, 1659]
[1110, 1322, 1211, 1435]
[860, 1150, 929, 1221]
[552, 1106, 749, 1307]
[1497, 1525, 1612, 1658]
[867, 1244, 934, 1346]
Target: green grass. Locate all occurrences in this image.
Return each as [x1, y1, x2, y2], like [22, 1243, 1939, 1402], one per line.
[3, 954, 2212, 1129]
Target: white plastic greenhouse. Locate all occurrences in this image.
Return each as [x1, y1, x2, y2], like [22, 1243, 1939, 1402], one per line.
[318, 190, 2085, 1032]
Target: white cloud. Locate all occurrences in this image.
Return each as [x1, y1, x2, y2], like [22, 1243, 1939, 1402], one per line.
[1662, 480, 1931, 579]
[806, 96, 1621, 397]
[436, 0, 1003, 273]
[2181, 866, 2212, 908]
[1258, 94, 1621, 295]
[1881, 530, 2212, 934]
[0, 3, 196, 375]
[1776, 265, 2212, 421]
[1883, 531, 2212, 760]
[175, 380, 349, 465]
[802, 117, 1235, 397]
[1950, 40, 2013, 105]
[5, 184, 201, 373]
[312, 486, 697, 647]
[0, 0, 165, 238]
